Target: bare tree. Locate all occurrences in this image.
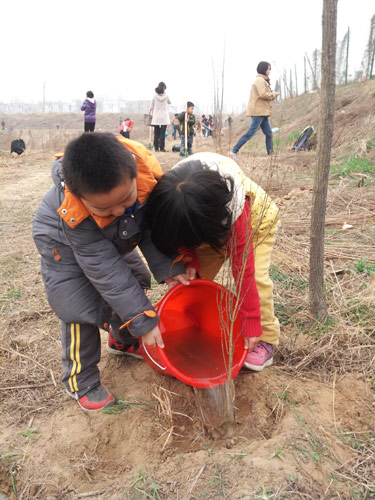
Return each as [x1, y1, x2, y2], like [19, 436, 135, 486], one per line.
[312, 49, 322, 89]
[309, 0, 338, 319]
[361, 14, 375, 78]
[305, 52, 320, 91]
[212, 47, 225, 153]
[289, 68, 294, 97]
[336, 31, 349, 84]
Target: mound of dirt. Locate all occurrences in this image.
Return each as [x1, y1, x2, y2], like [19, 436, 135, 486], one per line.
[0, 101, 374, 498]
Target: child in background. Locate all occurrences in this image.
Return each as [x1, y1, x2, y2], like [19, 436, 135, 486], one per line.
[119, 118, 134, 139]
[81, 91, 97, 132]
[171, 114, 180, 140]
[33, 133, 189, 411]
[178, 102, 196, 157]
[146, 152, 280, 371]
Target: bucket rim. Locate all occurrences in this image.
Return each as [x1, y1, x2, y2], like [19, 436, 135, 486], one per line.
[153, 279, 247, 388]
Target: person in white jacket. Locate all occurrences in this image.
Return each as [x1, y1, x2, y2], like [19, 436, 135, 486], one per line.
[150, 82, 171, 152]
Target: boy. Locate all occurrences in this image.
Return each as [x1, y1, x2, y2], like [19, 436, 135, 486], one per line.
[33, 133, 188, 411]
[177, 102, 196, 157]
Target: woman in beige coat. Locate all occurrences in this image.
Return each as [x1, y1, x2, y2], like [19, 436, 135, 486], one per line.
[230, 62, 279, 158]
[150, 82, 171, 152]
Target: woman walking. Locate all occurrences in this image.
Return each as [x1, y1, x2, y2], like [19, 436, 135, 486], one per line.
[230, 62, 279, 159]
[150, 82, 171, 152]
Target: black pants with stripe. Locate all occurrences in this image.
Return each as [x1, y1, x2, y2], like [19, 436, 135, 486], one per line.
[61, 311, 142, 397]
[42, 250, 151, 398]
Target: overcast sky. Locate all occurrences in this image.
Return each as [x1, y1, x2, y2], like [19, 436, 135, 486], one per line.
[1, 0, 374, 111]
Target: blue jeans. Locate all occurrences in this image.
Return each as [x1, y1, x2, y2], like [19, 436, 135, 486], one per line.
[232, 116, 273, 154]
[179, 135, 193, 156]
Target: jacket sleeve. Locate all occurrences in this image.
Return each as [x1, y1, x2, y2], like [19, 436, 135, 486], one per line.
[255, 79, 277, 101]
[62, 220, 159, 337]
[150, 97, 154, 113]
[226, 199, 262, 338]
[80, 102, 87, 111]
[138, 227, 185, 283]
[177, 111, 185, 123]
[178, 248, 201, 275]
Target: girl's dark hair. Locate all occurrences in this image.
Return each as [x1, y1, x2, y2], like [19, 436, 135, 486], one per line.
[155, 82, 166, 94]
[146, 161, 234, 256]
[86, 90, 94, 98]
[63, 133, 137, 198]
[257, 61, 271, 76]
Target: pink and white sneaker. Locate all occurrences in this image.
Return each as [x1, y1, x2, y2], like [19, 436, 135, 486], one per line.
[244, 341, 274, 371]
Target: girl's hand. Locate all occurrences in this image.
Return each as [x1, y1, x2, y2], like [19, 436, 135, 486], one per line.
[185, 267, 197, 281]
[243, 337, 260, 352]
[142, 326, 164, 348]
[164, 268, 197, 289]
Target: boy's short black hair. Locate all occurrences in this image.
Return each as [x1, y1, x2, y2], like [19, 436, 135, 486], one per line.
[187, 101, 194, 108]
[86, 90, 94, 98]
[63, 133, 137, 198]
[257, 61, 271, 75]
[147, 161, 234, 255]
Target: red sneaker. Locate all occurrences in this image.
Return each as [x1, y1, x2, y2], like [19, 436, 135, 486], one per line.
[106, 328, 143, 359]
[67, 384, 115, 412]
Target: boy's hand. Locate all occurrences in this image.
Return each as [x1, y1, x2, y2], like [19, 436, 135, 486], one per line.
[142, 326, 165, 348]
[243, 337, 260, 352]
[164, 268, 197, 289]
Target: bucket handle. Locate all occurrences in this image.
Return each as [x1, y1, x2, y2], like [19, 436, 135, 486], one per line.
[141, 337, 167, 371]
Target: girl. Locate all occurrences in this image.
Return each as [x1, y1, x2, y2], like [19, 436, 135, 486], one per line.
[146, 152, 280, 371]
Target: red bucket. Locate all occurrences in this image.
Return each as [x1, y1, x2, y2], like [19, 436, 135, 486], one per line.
[140, 279, 247, 389]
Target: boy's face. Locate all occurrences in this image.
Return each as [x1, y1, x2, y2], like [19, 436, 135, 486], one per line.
[81, 176, 137, 218]
[187, 106, 194, 114]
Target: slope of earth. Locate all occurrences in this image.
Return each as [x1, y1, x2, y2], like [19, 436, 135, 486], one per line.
[228, 78, 375, 161]
[0, 85, 374, 499]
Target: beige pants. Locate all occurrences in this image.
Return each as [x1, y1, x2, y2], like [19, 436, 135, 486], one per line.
[196, 227, 280, 346]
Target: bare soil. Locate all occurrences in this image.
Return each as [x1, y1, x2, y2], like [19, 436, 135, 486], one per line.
[0, 88, 374, 499]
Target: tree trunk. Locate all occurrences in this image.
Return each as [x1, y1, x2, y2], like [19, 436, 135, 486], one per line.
[309, 0, 338, 319]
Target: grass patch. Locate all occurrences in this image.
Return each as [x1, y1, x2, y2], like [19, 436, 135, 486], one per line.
[270, 265, 308, 327]
[270, 265, 308, 291]
[125, 470, 162, 500]
[331, 156, 375, 180]
[0, 450, 18, 497]
[344, 302, 375, 329]
[102, 398, 152, 415]
[353, 259, 375, 275]
[274, 130, 301, 150]
[20, 429, 40, 441]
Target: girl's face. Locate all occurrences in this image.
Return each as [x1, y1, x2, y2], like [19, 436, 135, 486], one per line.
[266, 65, 271, 77]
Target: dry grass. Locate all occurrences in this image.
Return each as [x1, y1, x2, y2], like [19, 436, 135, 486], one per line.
[0, 127, 374, 498]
